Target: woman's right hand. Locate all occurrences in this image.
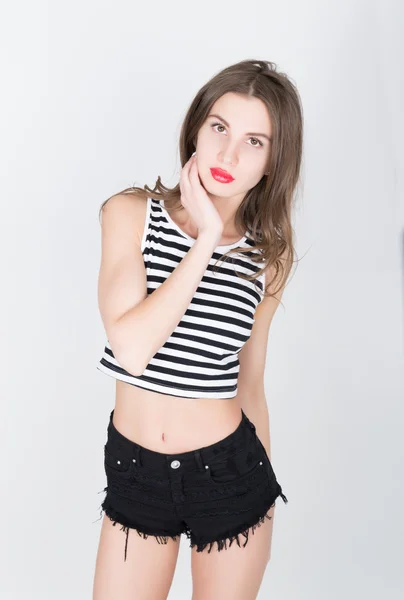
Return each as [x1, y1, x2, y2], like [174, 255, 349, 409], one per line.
[179, 154, 224, 243]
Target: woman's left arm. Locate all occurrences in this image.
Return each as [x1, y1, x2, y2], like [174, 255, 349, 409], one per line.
[236, 260, 290, 457]
[236, 268, 288, 564]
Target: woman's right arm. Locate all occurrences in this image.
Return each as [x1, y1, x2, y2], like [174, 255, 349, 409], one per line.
[97, 193, 222, 376]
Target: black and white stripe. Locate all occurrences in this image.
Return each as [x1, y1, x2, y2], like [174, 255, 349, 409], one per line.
[97, 197, 266, 399]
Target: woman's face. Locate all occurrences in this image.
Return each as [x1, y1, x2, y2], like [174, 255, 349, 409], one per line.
[195, 92, 272, 199]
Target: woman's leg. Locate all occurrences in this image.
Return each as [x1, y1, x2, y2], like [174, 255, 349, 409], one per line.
[191, 505, 275, 600]
[92, 514, 181, 600]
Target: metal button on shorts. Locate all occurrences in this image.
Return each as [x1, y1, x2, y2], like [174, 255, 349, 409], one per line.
[170, 460, 181, 469]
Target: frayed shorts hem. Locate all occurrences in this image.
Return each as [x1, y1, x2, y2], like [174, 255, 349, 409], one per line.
[99, 485, 288, 560]
[185, 492, 288, 554]
[101, 493, 183, 560]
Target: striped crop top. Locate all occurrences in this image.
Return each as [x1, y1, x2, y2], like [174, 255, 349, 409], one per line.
[97, 197, 266, 399]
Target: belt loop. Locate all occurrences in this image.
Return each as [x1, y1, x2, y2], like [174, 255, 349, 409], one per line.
[134, 445, 142, 467]
[247, 415, 256, 432]
[241, 409, 255, 431]
[245, 419, 256, 443]
[194, 449, 207, 473]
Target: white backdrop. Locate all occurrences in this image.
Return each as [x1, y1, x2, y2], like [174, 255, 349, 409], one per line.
[1, 0, 403, 598]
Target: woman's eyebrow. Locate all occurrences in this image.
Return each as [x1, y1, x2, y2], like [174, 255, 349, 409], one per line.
[208, 113, 272, 142]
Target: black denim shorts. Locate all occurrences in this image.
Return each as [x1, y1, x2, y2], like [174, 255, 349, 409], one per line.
[97, 408, 288, 561]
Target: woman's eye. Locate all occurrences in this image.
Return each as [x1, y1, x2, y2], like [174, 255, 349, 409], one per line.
[212, 123, 226, 133]
[211, 123, 263, 147]
[249, 138, 262, 147]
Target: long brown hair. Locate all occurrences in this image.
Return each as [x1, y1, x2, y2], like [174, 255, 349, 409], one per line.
[99, 59, 304, 300]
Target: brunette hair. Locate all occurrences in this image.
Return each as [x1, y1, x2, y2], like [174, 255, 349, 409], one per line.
[99, 59, 304, 300]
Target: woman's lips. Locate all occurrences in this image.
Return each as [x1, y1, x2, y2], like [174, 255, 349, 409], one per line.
[210, 167, 235, 183]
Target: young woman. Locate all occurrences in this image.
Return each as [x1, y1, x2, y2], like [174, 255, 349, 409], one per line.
[93, 59, 303, 600]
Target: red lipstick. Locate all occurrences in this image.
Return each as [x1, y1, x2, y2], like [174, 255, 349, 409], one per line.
[210, 167, 235, 183]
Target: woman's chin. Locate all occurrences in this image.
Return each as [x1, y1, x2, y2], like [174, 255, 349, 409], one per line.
[199, 174, 228, 196]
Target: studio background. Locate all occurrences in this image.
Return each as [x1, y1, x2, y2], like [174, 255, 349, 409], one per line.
[1, 0, 403, 598]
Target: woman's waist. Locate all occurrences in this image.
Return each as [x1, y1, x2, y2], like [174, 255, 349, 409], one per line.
[112, 380, 243, 453]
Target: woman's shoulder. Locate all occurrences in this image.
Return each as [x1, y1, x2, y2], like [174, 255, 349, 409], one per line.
[99, 192, 150, 246]
[101, 190, 148, 213]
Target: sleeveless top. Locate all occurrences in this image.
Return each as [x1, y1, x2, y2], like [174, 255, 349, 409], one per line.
[97, 197, 266, 399]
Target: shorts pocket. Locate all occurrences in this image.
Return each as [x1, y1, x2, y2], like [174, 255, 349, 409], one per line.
[104, 445, 135, 479]
[205, 444, 267, 486]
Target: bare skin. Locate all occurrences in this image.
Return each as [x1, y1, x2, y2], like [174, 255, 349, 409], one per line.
[93, 515, 181, 600]
[191, 507, 274, 600]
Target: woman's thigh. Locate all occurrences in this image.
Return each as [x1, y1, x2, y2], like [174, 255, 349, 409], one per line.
[191, 506, 275, 600]
[92, 514, 181, 600]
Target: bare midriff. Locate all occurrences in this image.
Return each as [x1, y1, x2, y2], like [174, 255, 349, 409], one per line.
[112, 379, 243, 454]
